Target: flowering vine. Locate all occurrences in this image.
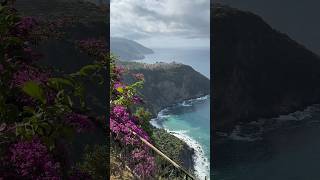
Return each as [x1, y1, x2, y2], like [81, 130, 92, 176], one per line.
[76, 36, 157, 178]
[110, 56, 156, 178]
[0, 3, 104, 179]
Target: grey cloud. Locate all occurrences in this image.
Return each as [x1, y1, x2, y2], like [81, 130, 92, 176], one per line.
[111, 0, 210, 40]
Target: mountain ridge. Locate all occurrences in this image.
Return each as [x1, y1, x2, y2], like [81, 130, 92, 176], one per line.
[111, 37, 154, 61]
[213, 4, 320, 132]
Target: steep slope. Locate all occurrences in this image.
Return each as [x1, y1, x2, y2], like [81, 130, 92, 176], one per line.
[213, 4, 320, 132]
[111, 37, 154, 61]
[16, 0, 109, 114]
[121, 61, 210, 115]
[15, 0, 108, 22]
[215, 0, 320, 55]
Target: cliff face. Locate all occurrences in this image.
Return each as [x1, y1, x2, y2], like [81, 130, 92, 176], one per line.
[122, 62, 210, 115]
[213, 5, 320, 132]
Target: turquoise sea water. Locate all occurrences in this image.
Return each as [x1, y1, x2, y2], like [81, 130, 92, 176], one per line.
[151, 96, 210, 179]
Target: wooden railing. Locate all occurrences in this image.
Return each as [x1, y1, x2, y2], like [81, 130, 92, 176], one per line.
[131, 131, 196, 180]
[112, 129, 201, 179]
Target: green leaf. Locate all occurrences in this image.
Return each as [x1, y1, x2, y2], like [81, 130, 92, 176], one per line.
[116, 87, 124, 93]
[0, 6, 5, 13]
[23, 106, 35, 114]
[66, 95, 73, 107]
[48, 78, 74, 90]
[78, 64, 101, 76]
[22, 81, 46, 104]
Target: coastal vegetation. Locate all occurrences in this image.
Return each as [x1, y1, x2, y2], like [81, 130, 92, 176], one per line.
[0, 2, 107, 178]
[0, 0, 209, 179]
[110, 50, 197, 179]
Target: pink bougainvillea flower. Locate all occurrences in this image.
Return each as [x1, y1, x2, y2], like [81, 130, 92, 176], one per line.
[10, 64, 50, 88]
[133, 73, 144, 81]
[10, 17, 38, 38]
[132, 95, 144, 104]
[9, 137, 61, 179]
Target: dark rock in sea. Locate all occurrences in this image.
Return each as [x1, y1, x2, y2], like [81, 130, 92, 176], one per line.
[213, 4, 320, 132]
[179, 144, 195, 171]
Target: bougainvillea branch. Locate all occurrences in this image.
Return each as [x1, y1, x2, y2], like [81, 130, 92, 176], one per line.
[109, 53, 156, 178]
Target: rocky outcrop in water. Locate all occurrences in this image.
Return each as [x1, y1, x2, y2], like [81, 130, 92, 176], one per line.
[213, 4, 320, 132]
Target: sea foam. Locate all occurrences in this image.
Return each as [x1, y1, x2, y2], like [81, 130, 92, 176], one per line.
[169, 130, 210, 180]
[150, 95, 211, 179]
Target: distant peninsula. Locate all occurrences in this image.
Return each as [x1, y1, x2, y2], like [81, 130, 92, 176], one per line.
[111, 37, 154, 61]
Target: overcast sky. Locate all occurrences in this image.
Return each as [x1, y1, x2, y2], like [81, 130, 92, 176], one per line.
[111, 0, 210, 48]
